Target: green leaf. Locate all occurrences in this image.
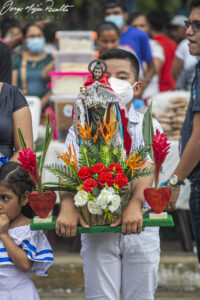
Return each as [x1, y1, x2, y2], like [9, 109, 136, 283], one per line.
[42, 181, 77, 193]
[17, 127, 27, 149]
[45, 163, 80, 186]
[142, 102, 154, 162]
[91, 187, 101, 198]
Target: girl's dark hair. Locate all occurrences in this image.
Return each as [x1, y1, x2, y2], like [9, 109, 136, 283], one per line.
[23, 23, 44, 37]
[99, 48, 140, 80]
[96, 21, 120, 38]
[0, 162, 35, 218]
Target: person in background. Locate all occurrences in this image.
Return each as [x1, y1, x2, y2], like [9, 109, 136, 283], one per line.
[171, 15, 197, 91]
[96, 21, 146, 111]
[168, 0, 200, 264]
[147, 10, 177, 92]
[12, 23, 53, 111]
[43, 21, 58, 54]
[1, 18, 23, 55]
[104, 0, 155, 91]
[0, 80, 33, 161]
[0, 41, 12, 84]
[170, 15, 188, 44]
[130, 12, 165, 99]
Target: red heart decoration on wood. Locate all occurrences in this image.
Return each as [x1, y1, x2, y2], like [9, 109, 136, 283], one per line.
[144, 186, 171, 213]
[28, 190, 56, 218]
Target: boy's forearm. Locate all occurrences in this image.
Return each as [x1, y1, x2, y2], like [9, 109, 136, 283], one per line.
[0, 233, 33, 272]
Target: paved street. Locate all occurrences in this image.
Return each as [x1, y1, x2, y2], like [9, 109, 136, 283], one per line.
[39, 289, 200, 299]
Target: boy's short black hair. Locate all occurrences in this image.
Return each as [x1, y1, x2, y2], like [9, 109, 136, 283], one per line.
[96, 21, 120, 38]
[105, 0, 127, 12]
[190, 0, 200, 9]
[99, 48, 139, 80]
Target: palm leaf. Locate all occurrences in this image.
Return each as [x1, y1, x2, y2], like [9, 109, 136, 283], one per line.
[45, 163, 80, 185]
[42, 181, 77, 193]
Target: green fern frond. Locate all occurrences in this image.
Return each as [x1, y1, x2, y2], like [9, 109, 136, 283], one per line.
[42, 181, 77, 193]
[80, 140, 100, 167]
[45, 163, 79, 185]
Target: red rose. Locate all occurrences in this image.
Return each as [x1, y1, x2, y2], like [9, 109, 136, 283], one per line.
[98, 172, 113, 188]
[91, 163, 107, 174]
[114, 173, 128, 188]
[108, 163, 123, 173]
[77, 166, 91, 180]
[83, 178, 98, 194]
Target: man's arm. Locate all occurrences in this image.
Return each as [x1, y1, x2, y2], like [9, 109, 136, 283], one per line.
[173, 112, 200, 181]
[111, 161, 154, 235]
[168, 112, 200, 209]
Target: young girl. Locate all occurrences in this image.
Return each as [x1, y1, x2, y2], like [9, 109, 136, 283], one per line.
[0, 162, 53, 300]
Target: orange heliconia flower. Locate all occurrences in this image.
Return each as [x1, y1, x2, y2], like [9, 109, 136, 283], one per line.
[99, 120, 121, 143]
[93, 123, 99, 142]
[57, 144, 77, 171]
[76, 121, 92, 141]
[125, 151, 146, 177]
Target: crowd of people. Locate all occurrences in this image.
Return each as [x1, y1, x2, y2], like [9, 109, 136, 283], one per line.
[1, 0, 200, 299]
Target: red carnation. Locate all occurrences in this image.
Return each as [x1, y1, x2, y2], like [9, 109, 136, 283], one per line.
[108, 163, 123, 173]
[77, 166, 91, 180]
[83, 178, 98, 194]
[114, 173, 128, 188]
[91, 163, 107, 174]
[18, 148, 39, 182]
[98, 172, 113, 188]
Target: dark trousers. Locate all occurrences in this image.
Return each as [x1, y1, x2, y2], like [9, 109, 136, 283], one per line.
[190, 182, 200, 262]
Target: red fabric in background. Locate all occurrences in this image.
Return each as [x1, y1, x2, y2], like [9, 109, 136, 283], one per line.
[153, 34, 177, 92]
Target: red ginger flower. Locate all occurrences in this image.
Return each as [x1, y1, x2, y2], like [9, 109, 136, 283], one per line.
[83, 178, 98, 194]
[18, 148, 39, 182]
[152, 129, 170, 189]
[114, 173, 128, 188]
[91, 163, 107, 174]
[77, 166, 91, 180]
[108, 163, 123, 173]
[98, 172, 113, 188]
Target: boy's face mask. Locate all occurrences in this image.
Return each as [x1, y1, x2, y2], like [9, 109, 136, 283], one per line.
[108, 77, 138, 108]
[105, 15, 124, 29]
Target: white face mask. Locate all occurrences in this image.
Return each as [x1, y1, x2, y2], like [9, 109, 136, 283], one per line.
[108, 77, 137, 108]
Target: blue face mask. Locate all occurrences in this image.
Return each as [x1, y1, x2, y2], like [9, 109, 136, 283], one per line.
[105, 15, 124, 29]
[26, 38, 45, 54]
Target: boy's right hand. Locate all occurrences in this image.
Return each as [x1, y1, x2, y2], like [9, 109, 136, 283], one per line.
[56, 202, 89, 237]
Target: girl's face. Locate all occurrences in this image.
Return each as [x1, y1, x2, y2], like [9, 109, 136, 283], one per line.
[0, 185, 27, 221]
[97, 30, 119, 53]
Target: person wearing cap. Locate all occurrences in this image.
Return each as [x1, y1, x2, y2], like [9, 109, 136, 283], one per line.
[170, 15, 188, 43]
[104, 0, 155, 91]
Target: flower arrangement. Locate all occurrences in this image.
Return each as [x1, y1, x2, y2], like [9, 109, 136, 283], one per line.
[45, 119, 153, 225]
[17, 115, 56, 218]
[143, 103, 171, 214]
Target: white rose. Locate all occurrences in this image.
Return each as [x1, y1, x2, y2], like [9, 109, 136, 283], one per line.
[74, 191, 89, 207]
[109, 194, 121, 212]
[87, 201, 102, 215]
[96, 187, 115, 209]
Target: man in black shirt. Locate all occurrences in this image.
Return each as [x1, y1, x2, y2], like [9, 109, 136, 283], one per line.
[0, 41, 11, 83]
[168, 0, 200, 263]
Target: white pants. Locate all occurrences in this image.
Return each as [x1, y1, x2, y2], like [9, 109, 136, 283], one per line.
[81, 227, 160, 300]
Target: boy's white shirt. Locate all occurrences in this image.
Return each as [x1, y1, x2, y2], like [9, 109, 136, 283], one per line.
[63, 104, 163, 207]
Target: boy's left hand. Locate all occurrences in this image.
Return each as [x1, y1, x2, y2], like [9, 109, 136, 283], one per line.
[110, 201, 143, 235]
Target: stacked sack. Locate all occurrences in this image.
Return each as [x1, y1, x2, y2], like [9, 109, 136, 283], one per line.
[151, 91, 190, 141]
